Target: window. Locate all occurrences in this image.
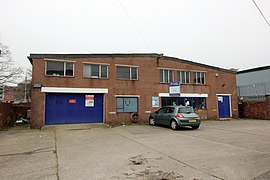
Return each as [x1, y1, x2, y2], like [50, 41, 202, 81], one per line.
[165, 107, 175, 113]
[83, 64, 108, 79]
[46, 61, 74, 77]
[161, 97, 207, 110]
[178, 106, 194, 113]
[192, 97, 207, 109]
[116, 97, 138, 112]
[0, 87, 3, 100]
[177, 71, 190, 84]
[160, 69, 173, 83]
[116, 66, 138, 80]
[193, 72, 206, 85]
[157, 107, 167, 114]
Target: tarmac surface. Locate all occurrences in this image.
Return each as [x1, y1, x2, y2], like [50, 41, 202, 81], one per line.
[0, 119, 270, 180]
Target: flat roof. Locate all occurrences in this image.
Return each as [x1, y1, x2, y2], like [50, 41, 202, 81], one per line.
[237, 65, 270, 74]
[28, 53, 236, 74]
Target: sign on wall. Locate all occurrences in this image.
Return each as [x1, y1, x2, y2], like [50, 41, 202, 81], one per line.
[85, 95, 94, 107]
[152, 97, 159, 107]
[69, 99, 76, 104]
[169, 81, 180, 96]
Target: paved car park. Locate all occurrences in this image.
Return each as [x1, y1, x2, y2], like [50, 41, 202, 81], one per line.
[0, 120, 270, 180]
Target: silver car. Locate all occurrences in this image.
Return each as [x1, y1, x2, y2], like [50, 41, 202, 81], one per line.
[149, 106, 201, 130]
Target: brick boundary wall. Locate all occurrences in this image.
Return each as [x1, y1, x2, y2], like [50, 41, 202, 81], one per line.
[0, 102, 31, 128]
[238, 95, 270, 120]
[0, 102, 15, 128]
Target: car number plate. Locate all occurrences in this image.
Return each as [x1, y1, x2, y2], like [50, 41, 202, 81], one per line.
[189, 119, 196, 123]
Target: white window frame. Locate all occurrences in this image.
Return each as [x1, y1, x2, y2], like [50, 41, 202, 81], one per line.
[83, 63, 108, 79]
[116, 65, 138, 80]
[45, 60, 74, 77]
[177, 70, 190, 84]
[116, 96, 139, 113]
[193, 72, 206, 85]
[160, 69, 173, 83]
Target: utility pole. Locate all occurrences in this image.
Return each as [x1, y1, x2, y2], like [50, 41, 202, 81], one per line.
[23, 71, 27, 103]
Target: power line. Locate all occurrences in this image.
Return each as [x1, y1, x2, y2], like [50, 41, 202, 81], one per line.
[117, 0, 152, 51]
[252, 0, 270, 29]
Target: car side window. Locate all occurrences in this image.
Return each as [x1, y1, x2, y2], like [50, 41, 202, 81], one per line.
[157, 107, 167, 114]
[165, 107, 175, 113]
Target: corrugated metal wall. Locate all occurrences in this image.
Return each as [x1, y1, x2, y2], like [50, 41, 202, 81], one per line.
[237, 69, 270, 101]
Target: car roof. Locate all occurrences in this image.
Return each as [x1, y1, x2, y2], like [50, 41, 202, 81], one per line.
[163, 105, 193, 108]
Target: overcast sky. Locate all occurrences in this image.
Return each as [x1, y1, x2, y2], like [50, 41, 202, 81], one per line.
[1, 0, 270, 71]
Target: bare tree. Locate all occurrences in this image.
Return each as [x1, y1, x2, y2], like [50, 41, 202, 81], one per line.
[24, 66, 32, 102]
[0, 42, 23, 85]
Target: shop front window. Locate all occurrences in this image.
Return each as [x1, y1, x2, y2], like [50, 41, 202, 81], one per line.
[161, 97, 207, 110]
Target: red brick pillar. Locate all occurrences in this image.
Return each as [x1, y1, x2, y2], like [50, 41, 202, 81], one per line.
[266, 95, 270, 120]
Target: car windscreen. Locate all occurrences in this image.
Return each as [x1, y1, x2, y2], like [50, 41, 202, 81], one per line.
[178, 107, 194, 113]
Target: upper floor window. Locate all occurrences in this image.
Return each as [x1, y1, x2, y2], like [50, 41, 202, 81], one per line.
[177, 71, 190, 84]
[46, 61, 74, 77]
[193, 72, 206, 85]
[0, 87, 3, 100]
[160, 69, 173, 83]
[83, 64, 108, 79]
[116, 66, 138, 80]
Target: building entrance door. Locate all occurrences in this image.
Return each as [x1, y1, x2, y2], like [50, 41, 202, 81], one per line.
[217, 95, 231, 118]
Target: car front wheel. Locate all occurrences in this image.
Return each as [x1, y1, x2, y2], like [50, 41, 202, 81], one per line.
[171, 120, 179, 130]
[149, 117, 155, 126]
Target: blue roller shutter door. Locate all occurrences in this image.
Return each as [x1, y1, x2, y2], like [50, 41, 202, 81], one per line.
[45, 93, 103, 125]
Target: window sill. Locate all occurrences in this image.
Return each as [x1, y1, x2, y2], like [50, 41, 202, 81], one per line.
[116, 78, 138, 81]
[160, 82, 192, 85]
[83, 77, 108, 80]
[193, 84, 206, 86]
[45, 75, 74, 78]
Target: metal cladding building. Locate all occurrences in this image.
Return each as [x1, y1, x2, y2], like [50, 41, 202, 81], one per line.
[237, 65, 270, 101]
[28, 53, 238, 128]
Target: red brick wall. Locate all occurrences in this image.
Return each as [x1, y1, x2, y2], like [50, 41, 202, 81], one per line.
[29, 89, 44, 128]
[0, 102, 15, 128]
[0, 102, 31, 128]
[267, 95, 270, 119]
[30, 55, 238, 127]
[239, 95, 270, 120]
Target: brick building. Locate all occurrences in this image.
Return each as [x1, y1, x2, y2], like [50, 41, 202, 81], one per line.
[28, 53, 238, 128]
[0, 81, 31, 104]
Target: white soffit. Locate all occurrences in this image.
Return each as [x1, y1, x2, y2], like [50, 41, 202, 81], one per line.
[159, 93, 208, 97]
[41, 87, 108, 94]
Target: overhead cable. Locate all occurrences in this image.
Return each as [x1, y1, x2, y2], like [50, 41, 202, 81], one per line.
[252, 0, 270, 29]
[118, 0, 152, 51]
